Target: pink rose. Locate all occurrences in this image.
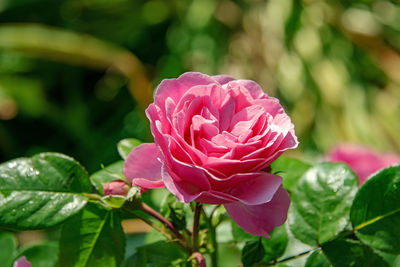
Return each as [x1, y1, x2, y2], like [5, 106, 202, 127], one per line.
[124, 72, 298, 237]
[327, 144, 400, 185]
[13, 257, 31, 267]
[103, 180, 130, 196]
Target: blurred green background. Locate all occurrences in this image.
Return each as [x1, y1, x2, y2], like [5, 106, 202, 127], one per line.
[1, 0, 400, 171]
[1, 0, 400, 265]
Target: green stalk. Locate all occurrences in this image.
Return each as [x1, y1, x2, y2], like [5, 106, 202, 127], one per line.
[192, 203, 202, 253]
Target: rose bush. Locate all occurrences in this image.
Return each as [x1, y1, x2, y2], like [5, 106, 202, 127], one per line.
[124, 72, 298, 237]
[328, 144, 400, 185]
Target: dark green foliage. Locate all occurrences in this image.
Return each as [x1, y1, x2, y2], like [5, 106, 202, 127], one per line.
[322, 239, 389, 267]
[124, 241, 186, 267]
[160, 193, 187, 230]
[262, 225, 289, 263]
[241, 239, 265, 267]
[351, 165, 400, 254]
[305, 250, 330, 267]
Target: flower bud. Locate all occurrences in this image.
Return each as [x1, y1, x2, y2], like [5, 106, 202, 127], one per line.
[13, 257, 31, 267]
[103, 180, 130, 196]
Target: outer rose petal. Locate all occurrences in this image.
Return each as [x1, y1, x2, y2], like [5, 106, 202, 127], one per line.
[212, 74, 235, 85]
[13, 257, 31, 267]
[224, 186, 290, 238]
[162, 165, 201, 203]
[226, 172, 282, 205]
[123, 143, 164, 190]
[234, 80, 269, 99]
[154, 72, 216, 108]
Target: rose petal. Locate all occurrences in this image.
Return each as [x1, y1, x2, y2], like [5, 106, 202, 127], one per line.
[178, 72, 217, 89]
[203, 157, 265, 177]
[226, 172, 282, 205]
[123, 143, 164, 189]
[219, 96, 236, 131]
[229, 105, 265, 135]
[224, 186, 290, 238]
[235, 79, 269, 100]
[252, 98, 283, 117]
[154, 72, 216, 109]
[175, 83, 226, 111]
[161, 135, 211, 190]
[162, 165, 202, 202]
[212, 74, 235, 85]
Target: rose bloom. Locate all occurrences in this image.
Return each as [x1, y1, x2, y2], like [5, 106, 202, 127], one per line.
[328, 144, 400, 185]
[124, 72, 298, 237]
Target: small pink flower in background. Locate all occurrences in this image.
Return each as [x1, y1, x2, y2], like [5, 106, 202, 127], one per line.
[103, 180, 130, 196]
[13, 256, 31, 267]
[124, 72, 298, 237]
[327, 144, 400, 185]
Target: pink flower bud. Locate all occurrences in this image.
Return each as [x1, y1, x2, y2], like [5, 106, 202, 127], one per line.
[13, 257, 31, 267]
[103, 180, 130, 196]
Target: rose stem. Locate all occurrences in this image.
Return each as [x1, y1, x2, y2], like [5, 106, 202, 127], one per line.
[123, 206, 189, 252]
[192, 202, 202, 253]
[201, 209, 218, 267]
[140, 202, 186, 242]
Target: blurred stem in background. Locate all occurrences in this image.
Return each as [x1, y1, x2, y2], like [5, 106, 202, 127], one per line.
[0, 23, 153, 109]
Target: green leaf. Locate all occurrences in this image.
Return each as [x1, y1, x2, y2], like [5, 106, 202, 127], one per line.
[350, 165, 400, 254]
[231, 220, 256, 243]
[288, 162, 358, 246]
[117, 138, 142, 160]
[305, 250, 330, 267]
[160, 194, 186, 230]
[0, 153, 92, 230]
[374, 251, 400, 266]
[262, 225, 288, 263]
[322, 239, 389, 267]
[241, 238, 265, 267]
[17, 241, 59, 267]
[270, 156, 311, 192]
[230, 220, 258, 242]
[90, 161, 125, 195]
[59, 203, 125, 267]
[101, 195, 127, 209]
[0, 232, 16, 267]
[124, 241, 186, 267]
